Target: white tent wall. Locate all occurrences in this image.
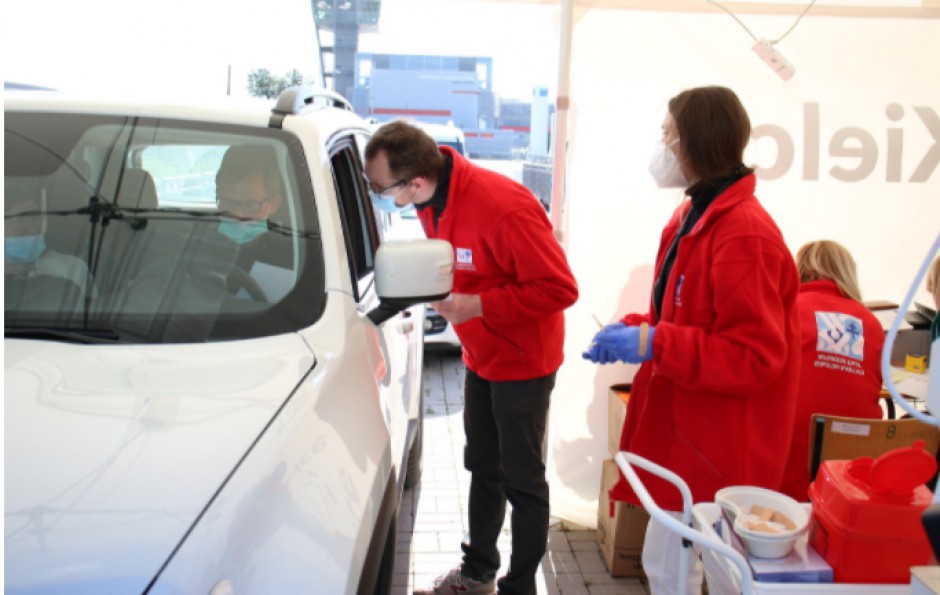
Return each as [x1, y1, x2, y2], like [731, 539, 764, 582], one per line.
[547, 6, 940, 527]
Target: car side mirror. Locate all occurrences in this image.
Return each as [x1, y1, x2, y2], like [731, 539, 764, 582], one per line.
[367, 239, 454, 325]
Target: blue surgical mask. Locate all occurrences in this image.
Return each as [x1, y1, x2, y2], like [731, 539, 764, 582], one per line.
[370, 191, 407, 214]
[5, 234, 47, 264]
[218, 219, 268, 244]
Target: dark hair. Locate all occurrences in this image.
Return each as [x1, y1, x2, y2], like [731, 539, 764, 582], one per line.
[365, 120, 443, 182]
[216, 144, 283, 196]
[669, 86, 753, 182]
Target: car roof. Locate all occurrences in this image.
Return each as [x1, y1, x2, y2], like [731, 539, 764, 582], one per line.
[4, 87, 368, 136]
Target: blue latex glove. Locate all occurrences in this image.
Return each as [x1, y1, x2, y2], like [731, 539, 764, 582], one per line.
[582, 341, 620, 364]
[583, 323, 627, 364]
[585, 323, 655, 364]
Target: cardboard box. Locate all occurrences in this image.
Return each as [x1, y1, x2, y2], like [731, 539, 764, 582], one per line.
[607, 384, 631, 457]
[596, 458, 649, 577]
[911, 566, 940, 595]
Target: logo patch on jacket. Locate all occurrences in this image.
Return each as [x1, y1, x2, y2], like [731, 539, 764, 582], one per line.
[815, 312, 864, 361]
[674, 275, 684, 307]
[455, 247, 475, 271]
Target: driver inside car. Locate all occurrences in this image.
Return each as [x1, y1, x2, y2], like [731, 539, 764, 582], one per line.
[211, 144, 295, 302]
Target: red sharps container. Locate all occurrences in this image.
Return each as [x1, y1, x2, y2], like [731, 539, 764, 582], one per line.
[808, 440, 937, 583]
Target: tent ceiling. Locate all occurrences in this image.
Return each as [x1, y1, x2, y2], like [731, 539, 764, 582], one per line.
[455, 0, 940, 19]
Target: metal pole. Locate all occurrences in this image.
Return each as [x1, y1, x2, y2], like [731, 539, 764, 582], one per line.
[549, 0, 574, 241]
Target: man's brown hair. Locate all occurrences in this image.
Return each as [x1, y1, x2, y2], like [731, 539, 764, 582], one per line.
[365, 120, 443, 182]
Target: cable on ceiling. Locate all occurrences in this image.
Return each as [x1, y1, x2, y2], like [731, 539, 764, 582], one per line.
[704, 0, 817, 45]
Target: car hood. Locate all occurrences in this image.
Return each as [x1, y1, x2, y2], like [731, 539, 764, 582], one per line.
[4, 335, 315, 594]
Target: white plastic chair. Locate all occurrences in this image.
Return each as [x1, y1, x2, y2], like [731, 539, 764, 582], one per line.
[614, 451, 755, 595]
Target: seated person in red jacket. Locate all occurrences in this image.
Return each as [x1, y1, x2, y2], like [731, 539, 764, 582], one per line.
[780, 240, 885, 501]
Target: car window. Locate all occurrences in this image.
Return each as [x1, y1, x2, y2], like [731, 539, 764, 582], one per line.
[139, 144, 226, 209]
[353, 131, 396, 239]
[4, 112, 325, 344]
[330, 137, 380, 302]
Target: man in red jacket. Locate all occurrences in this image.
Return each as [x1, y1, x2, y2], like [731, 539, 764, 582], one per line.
[365, 120, 578, 595]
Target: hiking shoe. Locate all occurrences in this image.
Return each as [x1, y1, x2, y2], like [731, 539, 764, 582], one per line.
[413, 566, 495, 594]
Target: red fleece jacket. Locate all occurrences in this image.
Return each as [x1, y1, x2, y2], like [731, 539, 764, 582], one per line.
[416, 147, 578, 381]
[611, 175, 801, 511]
[779, 279, 884, 501]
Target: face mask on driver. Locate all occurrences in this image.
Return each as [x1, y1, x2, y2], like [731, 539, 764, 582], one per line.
[5, 234, 47, 264]
[370, 191, 408, 214]
[218, 219, 268, 244]
[648, 140, 689, 189]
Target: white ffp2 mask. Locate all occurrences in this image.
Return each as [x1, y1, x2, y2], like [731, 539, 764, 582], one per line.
[648, 140, 688, 188]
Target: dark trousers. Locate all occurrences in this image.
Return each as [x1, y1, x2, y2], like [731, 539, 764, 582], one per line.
[460, 368, 556, 595]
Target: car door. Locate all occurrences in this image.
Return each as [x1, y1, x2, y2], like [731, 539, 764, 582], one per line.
[329, 135, 418, 488]
[352, 129, 426, 433]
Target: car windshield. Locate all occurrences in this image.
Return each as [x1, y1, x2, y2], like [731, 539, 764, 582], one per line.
[4, 112, 325, 344]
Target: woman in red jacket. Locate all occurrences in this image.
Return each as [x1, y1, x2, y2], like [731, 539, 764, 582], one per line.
[584, 86, 801, 595]
[780, 240, 885, 501]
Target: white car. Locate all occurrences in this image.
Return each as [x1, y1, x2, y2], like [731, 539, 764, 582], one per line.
[4, 87, 453, 594]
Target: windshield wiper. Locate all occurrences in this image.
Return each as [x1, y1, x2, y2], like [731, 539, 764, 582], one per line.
[45, 200, 318, 236]
[47, 200, 222, 224]
[266, 220, 319, 239]
[4, 326, 121, 344]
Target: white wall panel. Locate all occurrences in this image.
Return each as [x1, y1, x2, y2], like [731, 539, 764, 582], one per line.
[548, 8, 940, 527]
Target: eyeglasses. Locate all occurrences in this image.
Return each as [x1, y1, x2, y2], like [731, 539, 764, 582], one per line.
[220, 195, 272, 217]
[367, 178, 410, 195]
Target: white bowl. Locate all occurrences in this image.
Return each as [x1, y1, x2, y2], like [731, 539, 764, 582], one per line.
[715, 486, 809, 559]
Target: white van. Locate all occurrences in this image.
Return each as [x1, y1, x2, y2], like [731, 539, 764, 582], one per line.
[367, 118, 467, 157]
[415, 121, 467, 156]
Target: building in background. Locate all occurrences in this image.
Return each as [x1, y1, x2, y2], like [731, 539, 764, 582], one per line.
[351, 52, 555, 162]
[529, 86, 551, 160]
[312, 0, 381, 99]
[351, 53, 493, 130]
[489, 97, 530, 160]
[311, 0, 554, 205]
